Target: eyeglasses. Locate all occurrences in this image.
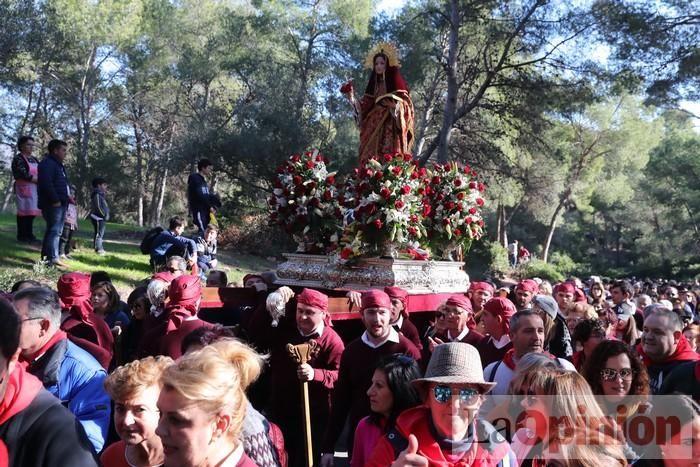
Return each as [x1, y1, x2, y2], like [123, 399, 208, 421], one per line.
[435, 311, 446, 319]
[21, 317, 44, 323]
[600, 368, 634, 381]
[432, 385, 480, 405]
[445, 309, 464, 317]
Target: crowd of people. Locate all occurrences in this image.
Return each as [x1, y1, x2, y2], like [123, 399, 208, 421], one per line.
[0, 266, 699, 467]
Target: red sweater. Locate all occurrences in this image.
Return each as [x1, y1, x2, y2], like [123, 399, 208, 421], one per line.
[160, 318, 215, 359]
[397, 317, 423, 350]
[321, 334, 420, 454]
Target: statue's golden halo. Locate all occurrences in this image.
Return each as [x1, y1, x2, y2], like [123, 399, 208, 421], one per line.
[364, 42, 401, 70]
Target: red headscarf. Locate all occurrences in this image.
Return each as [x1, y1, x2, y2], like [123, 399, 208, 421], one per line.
[469, 282, 495, 295]
[574, 288, 587, 303]
[152, 271, 176, 283]
[446, 295, 476, 330]
[361, 290, 392, 311]
[384, 286, 409, 317]
[555, 282, 576, 295]
[57, 273, 93, 324]
[297, 288, 328, 312]
[166, 275, 202, 332]
[516, 279, 539, 294]
[483, 297, 517, 334]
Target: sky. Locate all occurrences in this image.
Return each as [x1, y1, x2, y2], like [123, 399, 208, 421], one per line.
[376, 0, 407, 16]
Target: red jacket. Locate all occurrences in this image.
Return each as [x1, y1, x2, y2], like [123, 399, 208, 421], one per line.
[366, 406, 514, 467]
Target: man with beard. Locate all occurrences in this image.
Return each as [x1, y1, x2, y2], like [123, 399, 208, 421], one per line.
[320, 290, 420, 466]
[639, 308, 699, 393]
[513, 279, 538, 312]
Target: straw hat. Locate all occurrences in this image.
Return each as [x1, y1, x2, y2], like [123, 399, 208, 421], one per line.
[412, 342, 496, 394]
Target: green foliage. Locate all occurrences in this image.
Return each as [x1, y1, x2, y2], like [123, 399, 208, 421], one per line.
[466, 240, 509, 280]
[518, 259, 565, 283]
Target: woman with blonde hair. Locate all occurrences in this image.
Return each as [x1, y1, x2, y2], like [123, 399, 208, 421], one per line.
[564, 302, 597, 335]
[157, 338, 264, 467]
[102, 356, 174, 467]
[535, 427, 628, 467]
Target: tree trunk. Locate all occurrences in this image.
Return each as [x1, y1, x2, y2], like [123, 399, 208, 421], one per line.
[543, 201, 566, 263]
[436, 0, 460, 164]
[155, 167, 168, 225]
[1, 173, 14, 212]
[133, 118, 144, 227]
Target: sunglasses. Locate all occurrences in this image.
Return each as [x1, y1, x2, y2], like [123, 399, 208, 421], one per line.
[432, 385, 480, 405]
[600, 368, 634, 381]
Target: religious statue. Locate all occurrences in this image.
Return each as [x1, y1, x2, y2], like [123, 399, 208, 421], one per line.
[341, 42, 415, 164]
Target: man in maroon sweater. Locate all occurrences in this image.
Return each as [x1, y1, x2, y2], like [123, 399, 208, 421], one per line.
[427, 295, 484, 353]
[478, 297, 516, 367]
[320, 290, 420, 465]
[248, 287, 344, 467]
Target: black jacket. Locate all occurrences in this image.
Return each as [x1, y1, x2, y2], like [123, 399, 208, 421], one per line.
[187, 172, 212, 213]
[0, 389, 98, 466]
[37, 154, 69, 208]
[90, 188, 110, 221]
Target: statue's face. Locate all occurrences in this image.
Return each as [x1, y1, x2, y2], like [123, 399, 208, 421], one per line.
[374, 55, 387, 75]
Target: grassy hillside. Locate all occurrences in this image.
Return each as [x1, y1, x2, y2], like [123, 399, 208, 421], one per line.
[0, 214, 276, 291]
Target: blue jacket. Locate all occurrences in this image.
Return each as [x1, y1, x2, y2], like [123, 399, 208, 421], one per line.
[27, 338, 111, 453]
[187, 172, 213, 213]
[150, 229, 197, 261]
[37, 154, 70, 209]
[90, 188, 110, 221]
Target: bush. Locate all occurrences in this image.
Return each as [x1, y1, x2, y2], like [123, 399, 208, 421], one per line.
[518, 259, 565, 283]
[466, 240, 509, 280]
[218, 214, 295, 257]
[549, 251, 583, 277]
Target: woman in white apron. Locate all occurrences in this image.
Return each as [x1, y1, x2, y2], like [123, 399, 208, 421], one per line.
[11, 136, 41, 242]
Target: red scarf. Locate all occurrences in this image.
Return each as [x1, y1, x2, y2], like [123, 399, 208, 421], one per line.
[20, 330, 67, 367]
[503, 348, 556, 370]
[165, 304, 198, 332]
[637, 335, 700, 367]
[0, 364, 43, 425]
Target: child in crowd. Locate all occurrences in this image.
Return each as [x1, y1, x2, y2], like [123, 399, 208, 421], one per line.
[90, 177, 109, 255]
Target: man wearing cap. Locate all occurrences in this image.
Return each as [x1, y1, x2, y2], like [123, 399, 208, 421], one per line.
[249, 287, 344, 467]
[513, 279, 538, 312]
[429, 295, 484, 352]
[553, 282, 576, 313]
[347, 287, 422, 350]
[321, 290, 420, 465]
[479, 297, 516, 367]
[639, 308, 700, 394]
[481, 310, 575, 419]
[468, 281, 494, 315]
[367, 342, 515, 466]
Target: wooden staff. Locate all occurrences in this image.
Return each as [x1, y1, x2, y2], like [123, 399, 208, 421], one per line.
[287, 340, 319, 467]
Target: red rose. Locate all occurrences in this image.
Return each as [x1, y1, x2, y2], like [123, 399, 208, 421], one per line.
[305, 160, 315, 169]
[316, 154, 324, 162]
[453, 228, 462, 237]
[326, 175, 336, 184]
[471, 169, 478, 177]
[375, 171, 384, 180]
[403, 154, 413, 162]
[410, 171, 419, 179]
[391, 166, 402, 175]
[364, 168, 373, 178]
[424, 186, 432, 195]
[373, 218, 383, 230]
[436, 193, 445, 201]
[476, 197, 484, 206]
[408, 226, 417, 236]
[417, 187, 425, 195]
[456, 204, 463, 212]
[445, 201, 455, 210]
[419, 168, 427, 177]
[478, 183, 486, 192]
[466, 216, 473, 224]
[310, 198, 320, 207]
[276, 166, 285, 174]
[469, 181, 477, 189]
[293, 175, 302, 185]
[383, 154, 393, 162]
[456, 192, 465, 200]
[401, 185, 411, 195]
[442, 218, 451, 226]
[395, 200, 405, 210]
[323, 190, 332, 201]
[394, 153, 403, 160]
[432, 176, 441, 185]
[340, 247, 352, 259]
[478, 219, 485, 227]
[454, 178, 462, 187]
[410, 214, 418, 223]
[307, 181, 317, 190]
[469, 207, 477, 215]
[380, 187, 391, 199]
[291, 154, 301, 162]
[463, 165, 471, 174]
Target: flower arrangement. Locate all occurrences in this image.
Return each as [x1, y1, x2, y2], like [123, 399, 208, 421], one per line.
[268, 151, 487, 261]
[268, 150, 343, 254]
[339, 153, 428, 260]
[423, 162, 486, 259]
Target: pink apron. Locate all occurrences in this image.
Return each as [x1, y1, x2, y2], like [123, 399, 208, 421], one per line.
[15, 156, 41, 216]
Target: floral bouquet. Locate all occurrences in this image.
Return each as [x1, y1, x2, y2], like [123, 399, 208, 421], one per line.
[423, 162, 486, 259]
[339, 153, 428, 260]
[268, 150, 343, 254]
